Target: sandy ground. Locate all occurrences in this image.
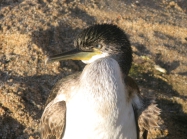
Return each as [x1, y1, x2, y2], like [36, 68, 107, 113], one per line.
[0, 0, 187, 139]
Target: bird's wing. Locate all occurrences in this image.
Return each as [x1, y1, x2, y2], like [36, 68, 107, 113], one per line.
[125, 76, 141, 139]
[40, 72, 80, 139]
[138, 97, 161, 138]
[125, 76, 161, 139]
[40, 101, 66, 139]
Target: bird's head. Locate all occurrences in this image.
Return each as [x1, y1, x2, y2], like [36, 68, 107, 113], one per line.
[47, 24, 132, 75]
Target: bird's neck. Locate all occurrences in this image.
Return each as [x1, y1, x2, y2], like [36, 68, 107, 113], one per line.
[80, 58, 128, 105]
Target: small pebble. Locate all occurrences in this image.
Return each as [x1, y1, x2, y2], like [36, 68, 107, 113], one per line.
[154, 65, 167, 73]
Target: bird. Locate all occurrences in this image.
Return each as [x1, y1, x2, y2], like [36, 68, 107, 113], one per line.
[40, 24, 161, 139]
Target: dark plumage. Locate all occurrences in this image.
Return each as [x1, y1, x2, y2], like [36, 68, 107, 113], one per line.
[74, 24, 132, 75]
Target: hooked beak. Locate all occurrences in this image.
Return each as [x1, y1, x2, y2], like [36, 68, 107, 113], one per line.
[46, 48, 102, 64]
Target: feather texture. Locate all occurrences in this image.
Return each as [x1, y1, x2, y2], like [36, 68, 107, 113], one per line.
[40, 101, 66, 139]
[125, 76, 161, 139]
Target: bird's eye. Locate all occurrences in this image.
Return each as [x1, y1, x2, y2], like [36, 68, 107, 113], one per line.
[96, 44, 102, 49]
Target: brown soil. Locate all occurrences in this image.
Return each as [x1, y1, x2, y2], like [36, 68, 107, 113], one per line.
[0, 0, 187, 139]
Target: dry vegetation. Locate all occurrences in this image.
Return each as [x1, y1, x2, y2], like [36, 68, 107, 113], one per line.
[0, 0, 187, 139]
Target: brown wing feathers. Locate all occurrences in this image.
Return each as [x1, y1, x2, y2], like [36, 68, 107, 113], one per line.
[40, 73, 80, 139]
[40, 101, 66, 139]
[125, 76, 161, 139]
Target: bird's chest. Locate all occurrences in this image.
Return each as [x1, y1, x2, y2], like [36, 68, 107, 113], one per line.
[63, 59, 137, 139]
[63, 90, 136, 139]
